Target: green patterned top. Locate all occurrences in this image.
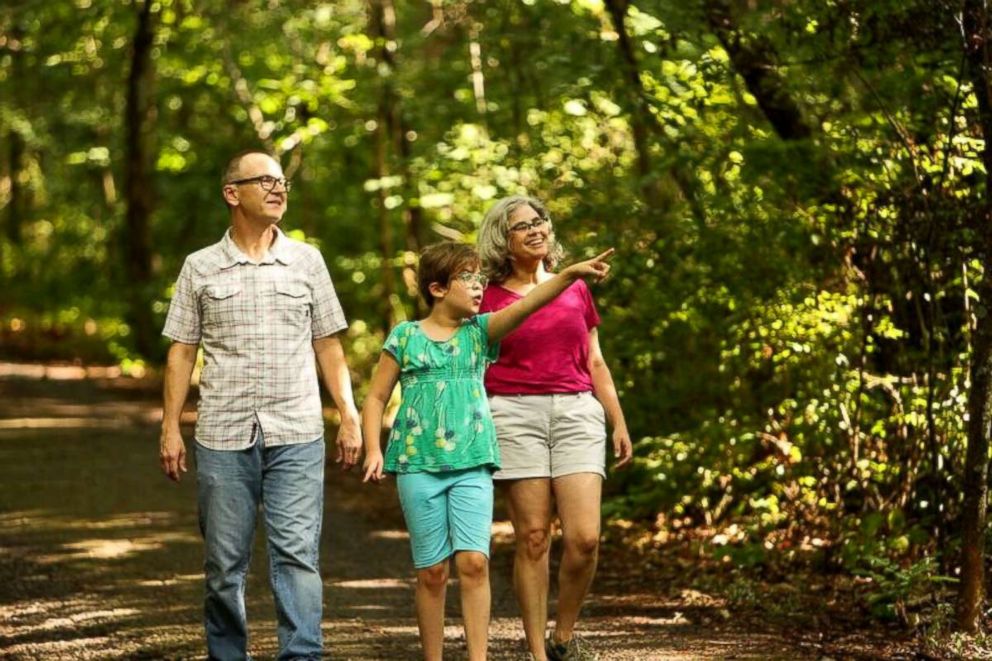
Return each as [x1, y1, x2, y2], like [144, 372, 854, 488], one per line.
[382, 314, 501, 474]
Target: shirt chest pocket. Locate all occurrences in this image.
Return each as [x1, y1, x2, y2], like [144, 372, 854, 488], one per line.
[201, 285, 244, 327]
[272, 282, 312, 326]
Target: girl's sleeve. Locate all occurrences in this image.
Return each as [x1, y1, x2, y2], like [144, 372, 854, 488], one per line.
[382, 323, 407, 363]
[473, 313, 501, 364]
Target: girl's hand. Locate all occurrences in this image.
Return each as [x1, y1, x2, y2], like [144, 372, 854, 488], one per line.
[563, 248, 614, 283]
[363, 451, 385, 483]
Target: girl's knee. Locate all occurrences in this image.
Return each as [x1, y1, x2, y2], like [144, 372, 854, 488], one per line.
[455, 551, 489, 582]
[417, 561, 449, 590]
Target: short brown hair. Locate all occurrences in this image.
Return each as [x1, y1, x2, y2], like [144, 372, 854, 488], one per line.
[221, 149, 278, 186]
[417, 241, 481, 308]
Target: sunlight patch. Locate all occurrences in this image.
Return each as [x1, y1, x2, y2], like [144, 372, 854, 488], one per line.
[333, 578, 412, 589]
[368, 529, 409, 540]
[62, 538, 159, 559]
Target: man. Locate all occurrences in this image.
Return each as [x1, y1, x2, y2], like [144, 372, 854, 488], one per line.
[159, 149, 361, 660]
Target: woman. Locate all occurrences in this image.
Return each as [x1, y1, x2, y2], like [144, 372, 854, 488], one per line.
[477, 195, 632, 661]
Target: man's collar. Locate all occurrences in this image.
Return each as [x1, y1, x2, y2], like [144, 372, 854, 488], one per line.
[268, 227, 294, 265]
[219, 226, 293, 268]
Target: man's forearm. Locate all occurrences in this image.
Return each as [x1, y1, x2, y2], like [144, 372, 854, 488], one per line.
[163, 344, 197, 429]
[323, 365, 358, 419]
[313, 336, 359, 420]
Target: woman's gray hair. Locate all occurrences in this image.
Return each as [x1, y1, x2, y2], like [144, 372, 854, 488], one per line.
[477, 195, 565, 284]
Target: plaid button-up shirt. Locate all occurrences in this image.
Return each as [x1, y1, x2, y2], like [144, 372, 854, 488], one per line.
[162, 227, 348, 450]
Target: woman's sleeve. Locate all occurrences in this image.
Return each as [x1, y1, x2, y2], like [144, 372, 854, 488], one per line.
[581, 281, 602, 329]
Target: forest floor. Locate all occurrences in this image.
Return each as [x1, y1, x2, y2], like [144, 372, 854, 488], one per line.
[0, 363, 933, 659]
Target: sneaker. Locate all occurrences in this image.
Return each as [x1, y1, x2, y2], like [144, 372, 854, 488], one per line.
[546, 634, 599, 661]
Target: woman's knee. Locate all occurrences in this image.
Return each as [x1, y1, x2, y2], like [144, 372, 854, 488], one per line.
[417, 562, 449, 590]
[564, 531, 600, 560]
[515, 525, 551, 561]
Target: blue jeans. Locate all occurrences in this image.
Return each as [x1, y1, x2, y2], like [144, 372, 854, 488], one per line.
[195, 431, 325, 660]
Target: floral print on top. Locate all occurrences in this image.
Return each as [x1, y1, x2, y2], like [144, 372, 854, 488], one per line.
[382, 313, 501, 474]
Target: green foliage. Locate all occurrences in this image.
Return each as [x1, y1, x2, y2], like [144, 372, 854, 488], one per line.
[0, 0, 982, 624]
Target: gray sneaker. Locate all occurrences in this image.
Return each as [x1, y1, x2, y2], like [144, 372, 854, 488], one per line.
[546, 634, 599, 661]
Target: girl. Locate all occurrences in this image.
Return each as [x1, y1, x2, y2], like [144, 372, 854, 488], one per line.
[362, 241, 612, 661]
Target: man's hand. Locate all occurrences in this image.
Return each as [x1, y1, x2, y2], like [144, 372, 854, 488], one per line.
[335, 412, 362, 470]
[160, 427, 188, 482]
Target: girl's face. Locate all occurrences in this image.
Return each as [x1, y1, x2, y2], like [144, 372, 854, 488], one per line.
[506, 204, 551, 263]
[435, 268, 487, 318]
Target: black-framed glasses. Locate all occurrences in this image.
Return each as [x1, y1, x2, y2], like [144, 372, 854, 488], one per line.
[453, 271, 489, 288]
[227, 175, 293, 193]
[509, 216, 548, 233]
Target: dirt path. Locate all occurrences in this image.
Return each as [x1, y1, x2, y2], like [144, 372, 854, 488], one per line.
[0, 367, 905, 659]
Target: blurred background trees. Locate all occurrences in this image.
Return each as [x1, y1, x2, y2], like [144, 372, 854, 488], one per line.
[2, 0, 990, 635]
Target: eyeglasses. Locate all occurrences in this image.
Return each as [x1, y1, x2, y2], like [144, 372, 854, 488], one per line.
[227, 175, 293, 193]
[453, 271, 489, 287]
[508, 216, 548, 233]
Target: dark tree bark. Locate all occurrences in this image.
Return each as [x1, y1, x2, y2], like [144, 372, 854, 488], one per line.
[6, 129, 23, 246]
[369, 0, 399, 330]
[604, 0, 659, 207]
[370, 0, 425, 253]
[369, 0, 426, 325]
[957, 0, 992, 633]
[123, 0, 157, 358]
[4, 26, 25, 249]
[703, 0, 812, 141]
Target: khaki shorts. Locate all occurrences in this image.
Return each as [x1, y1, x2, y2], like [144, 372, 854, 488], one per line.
[489, 391, 606, 480]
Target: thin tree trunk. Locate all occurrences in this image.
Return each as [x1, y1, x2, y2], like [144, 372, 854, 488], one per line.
[5, 26, 24, 248]
[371, 0, 424, 319]
[604, 0, 705, 228]
[124, 0, 156, 359]
[702, 0, 812, 141]
[6, 129, 23, 246]
[370, 0, 399, 329]
[957, 0, 992, 633]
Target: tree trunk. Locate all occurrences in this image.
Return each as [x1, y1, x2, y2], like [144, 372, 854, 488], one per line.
[370, 0, 426, 321]
[5, 26, 25, 248]
[369, 0, 400, 329]
[604, 0, 705, 229]
[702, 0, 812, 141]
[603, 0, 659, 207]
[957, 0, 992, 633]
[6, 128, 23, 246]
[123, 0, 157, 359]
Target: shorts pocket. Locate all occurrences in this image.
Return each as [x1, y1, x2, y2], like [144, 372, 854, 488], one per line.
[583, 393, 606, 425]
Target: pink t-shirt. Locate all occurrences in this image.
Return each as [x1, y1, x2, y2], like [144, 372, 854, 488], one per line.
[480, 280, 601, 395]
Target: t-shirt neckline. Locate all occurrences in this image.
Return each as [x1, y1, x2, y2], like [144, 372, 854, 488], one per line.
[415, 319, 466, 344]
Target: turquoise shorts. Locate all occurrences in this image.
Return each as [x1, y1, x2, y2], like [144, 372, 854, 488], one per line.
[396, 466, 494, 569]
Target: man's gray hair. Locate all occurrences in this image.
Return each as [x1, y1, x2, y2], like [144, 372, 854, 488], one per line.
[221, 149, 277, 186]
[477, 195, 565, 284]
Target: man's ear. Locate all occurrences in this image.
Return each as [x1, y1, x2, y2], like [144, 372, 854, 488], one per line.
[222, 184, 240, 207]
[428, 281, 448, 302]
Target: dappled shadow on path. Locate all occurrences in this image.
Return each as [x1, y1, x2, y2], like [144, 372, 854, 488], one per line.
[0, 370, 852, 660]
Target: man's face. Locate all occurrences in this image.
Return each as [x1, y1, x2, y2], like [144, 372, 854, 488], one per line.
[223, 153, 288, 223]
